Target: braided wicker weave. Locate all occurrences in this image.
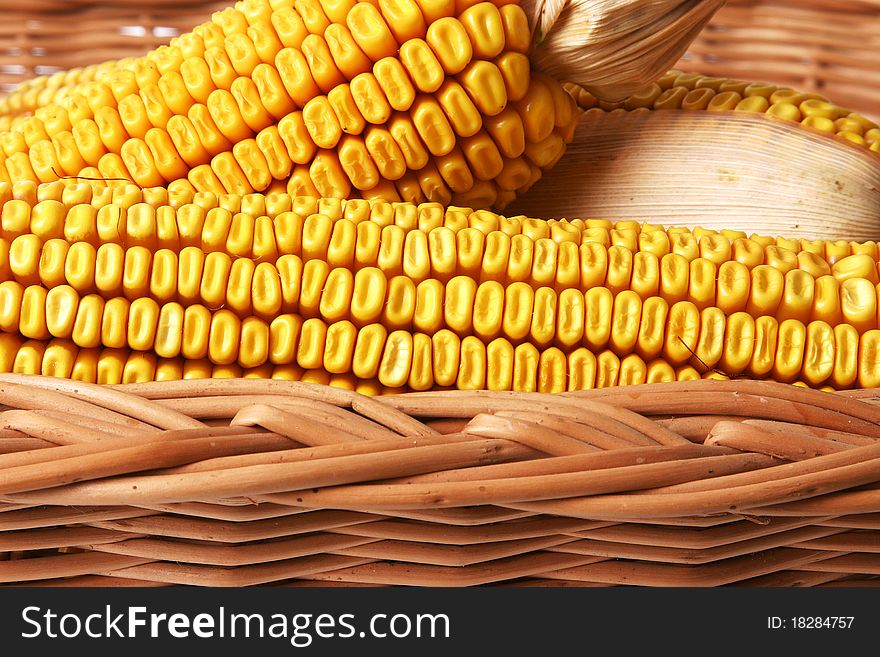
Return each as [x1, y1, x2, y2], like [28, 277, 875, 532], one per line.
[1, 375, 879, 587]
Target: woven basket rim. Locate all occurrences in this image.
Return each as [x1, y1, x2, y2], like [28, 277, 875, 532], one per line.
[1, 375, 879, 587]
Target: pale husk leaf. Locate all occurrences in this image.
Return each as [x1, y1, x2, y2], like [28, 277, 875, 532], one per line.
[507, 109, 880, 241]
[524, 0, 727, 101]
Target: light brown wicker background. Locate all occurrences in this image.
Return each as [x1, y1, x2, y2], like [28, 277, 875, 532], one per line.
[0, 0, 228, 94]
[1, 1, 880, 118]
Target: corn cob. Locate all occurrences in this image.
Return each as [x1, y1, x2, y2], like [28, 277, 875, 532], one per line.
[0, 331, 720, 392]
[1, 184, 879, 392]
[0, 0, 578, 211]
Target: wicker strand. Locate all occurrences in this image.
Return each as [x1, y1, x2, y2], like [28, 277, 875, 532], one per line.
[0, 376, 878, 587]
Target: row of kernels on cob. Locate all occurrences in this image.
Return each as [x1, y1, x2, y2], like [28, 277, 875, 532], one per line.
[565, 71, 880, 154]
[0, 258, 877, 387]
[0, 324, 850, 392]
[3, 236, 880, 334]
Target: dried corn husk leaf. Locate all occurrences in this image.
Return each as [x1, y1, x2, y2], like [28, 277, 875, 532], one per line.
[508, 109, 880, 240]
[524, 0, 727, 101]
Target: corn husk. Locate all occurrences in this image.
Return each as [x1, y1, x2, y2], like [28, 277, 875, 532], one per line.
[523, 0, 727, 101]
[507, 109, 880, 240]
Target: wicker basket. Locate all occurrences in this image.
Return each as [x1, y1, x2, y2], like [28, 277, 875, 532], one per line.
[1, 375, 879, 588]
[0, 2, 879, 588]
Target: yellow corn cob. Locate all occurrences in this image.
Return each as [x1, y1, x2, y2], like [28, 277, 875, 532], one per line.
[1, 184, 879, 392]
[5, 180, 879, 272]
[565, 71, 880, 156]
[0, 0, 578, 211]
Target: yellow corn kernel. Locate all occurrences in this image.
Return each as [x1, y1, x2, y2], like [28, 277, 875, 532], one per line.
[634, 296, 668, 361]
[840, 277, 877, 333]
[831, 253, 878, 284]
[154, 302, 184, 358]
[584, 286, 613, 351]
[777, 268, 815, 323]
[664, 301, 700, 365]
[608, 289, 641, 355]
[0, 282, 24, 332]
[770, 318, 806, 382]
[399, 39, 445, 94]
[13, 340, 47, 375]
[659, 253, 688, 304]
[797, 251, 831, 278]
[811, 275, 843, 326]
[507, 341, 537, 392]
[690, 306, 723, 371]
[206, 308, 241, 365]
[749, 315, 779, 378]
[70, 294, 104, 349]
[237, 316, 269, 368]
[127, 297, 160, 352]
[746, 265, 785, 317]
[548, 287, 582, 350]
[376, 329, 411, 387]
[526, 286, 554, 348]
[596, 350, 621, 388]
[424, 17, 472, 76]
[458, 60, 506, 117]
[563, 348, 595, 390]
[831, 323, 859, 389]
[858, 330, 880, 388]
[319, 318, 354, 374]
[347, 2, 398, 61]
[688, 257, 716, 310]
[802, 320, 834, 386]
[642, 359, 673, 384]
[344, 266, 384, 326]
